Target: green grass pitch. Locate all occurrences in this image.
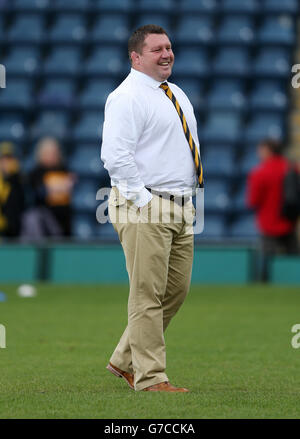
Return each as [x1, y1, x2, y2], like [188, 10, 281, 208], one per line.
[1, 283, 300, 419]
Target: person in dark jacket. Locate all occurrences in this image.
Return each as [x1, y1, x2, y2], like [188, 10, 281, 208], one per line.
[0, 141, 25, 238]
[21, 137, 75, 240]
[246, 138, 299, 281]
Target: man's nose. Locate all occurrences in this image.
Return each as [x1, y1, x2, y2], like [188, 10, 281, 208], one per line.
[161, 48, 170, 58]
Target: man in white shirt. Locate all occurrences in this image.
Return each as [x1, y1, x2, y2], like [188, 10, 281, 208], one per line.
[101, 24, 201, 392]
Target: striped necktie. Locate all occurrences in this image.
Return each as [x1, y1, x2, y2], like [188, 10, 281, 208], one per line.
[160, 82, 204, 188]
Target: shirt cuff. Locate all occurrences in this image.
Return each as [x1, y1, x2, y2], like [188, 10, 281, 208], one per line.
[133, 187, 153, 208]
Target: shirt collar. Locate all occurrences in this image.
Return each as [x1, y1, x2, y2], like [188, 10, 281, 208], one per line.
[130, 68, 166, 89]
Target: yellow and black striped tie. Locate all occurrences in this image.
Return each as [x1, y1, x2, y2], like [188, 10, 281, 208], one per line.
[160, 82, 204, 188]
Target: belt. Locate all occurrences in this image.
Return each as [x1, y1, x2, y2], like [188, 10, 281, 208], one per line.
[145, 187, 189, 206]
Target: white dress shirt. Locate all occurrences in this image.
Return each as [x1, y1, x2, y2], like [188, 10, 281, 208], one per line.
[101, 68, 200, 207]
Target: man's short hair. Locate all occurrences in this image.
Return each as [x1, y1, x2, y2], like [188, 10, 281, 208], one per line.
[128, 24, 169, 61]
[259, 138, 283, 155]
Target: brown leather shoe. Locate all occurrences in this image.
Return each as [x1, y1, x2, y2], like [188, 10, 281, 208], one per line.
[106, 362, 134, 390]
[143, 381, 189, 392]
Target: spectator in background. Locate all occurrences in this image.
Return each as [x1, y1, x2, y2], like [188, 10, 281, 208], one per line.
[0, 141, 25, 238]
[21, 137, 75, 240]
[246, 138, 299, 282]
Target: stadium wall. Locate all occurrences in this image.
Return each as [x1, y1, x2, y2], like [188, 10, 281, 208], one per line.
[0, 244, 299, 285]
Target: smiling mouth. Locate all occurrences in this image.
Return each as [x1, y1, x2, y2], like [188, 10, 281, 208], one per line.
[159, 62, 171, 67]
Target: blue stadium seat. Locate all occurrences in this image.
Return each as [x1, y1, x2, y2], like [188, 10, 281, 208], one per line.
[173, 78, 203, 111]
[203, 112, 241, 143]
[239, 148, 259, 175]
[31, 111, 70, 139]
[213, 47, 250, 76]
[49, 14, 87, 43]
[95, 222, 119, 242]
[3, 47, 40, 76]
[203, 178, 230, 212]
[69, 145, 107, 178]
[203, 146, 235, 176]
[0, 115, 25, 141]
[231, 183, 247, 211]
[217, 16, 255, 45]
[79, 79, 116, 108]
[13, 0, 50, 10]
[207, 79, 246, 110]
[44, 47, 81, 75]
[72, 179, 99, 213]
[38, 79, 75, 107]
[135, 14, 171, 31]
[85, 47, 125, 75]
[263, 0, 298, 13]
[91, 15, 129, 43]
[0, 79, 33, 108]
[95, 0, 133, 11]
[176, 16, 214, 44]
[179, 0, 217, 13]
[244, 113, 284, 144]
[172, 48, 209, 77]
[258, 16, 295, 45]
[249, 80, 287, 111]
[72, 112, 104, 142]
[138, 0, 174, 12]
[8, 14, 44, 43]
[254, 48, 290, 77]
[199, 214, 226, 238]
[53, 0, 90, 9]
[229, 214, 258, 238]
[72, 213, 96, 239]
[222, 0, 259, 13]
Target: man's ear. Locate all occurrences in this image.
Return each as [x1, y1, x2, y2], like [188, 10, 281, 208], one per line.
[131, 51, 141, 65]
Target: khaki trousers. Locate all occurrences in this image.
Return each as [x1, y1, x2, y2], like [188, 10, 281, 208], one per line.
[108, 186, 194, 391]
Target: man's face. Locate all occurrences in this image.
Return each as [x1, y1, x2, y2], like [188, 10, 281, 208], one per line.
[257, 144, 272, 162]
[131, 33, 174, 82]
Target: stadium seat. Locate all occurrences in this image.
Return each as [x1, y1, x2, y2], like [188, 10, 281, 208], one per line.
[203, 112, 241, 143]
[258, 16, 295, 45]
[179, 0, 217, 13]
[72, 179, 99, 213]
[239, 148, 260, 174]
[198, 214, 226, 238]
[49, 14, 87, 43]
[217, 16, 255, 45]
[249, 80, 287, 111]
[135, 14, 171, 31]
[13, 0, 50, 10]
[53, 0, 90, 9]
[69, 145, 108, 179]
[31, 110, 70, 139]
[244, 113, 284, 144]
[94, 0, 133, 11]
[203, 178, 230, 212]
[207, 79, 246, 110]
[8, 14, 45, 43]
[229, 214, 258, 238]
[3, 47, 40, 76]
[96, 222, 119, 242]
[0, 79, 33, 108]
[44, 47, 81, 75]
[91, 15, 129, 43]
[172, 78, 204, 111]
[253, 48, 290, 77]
[137, 0, 174, 12]
[172, 48, 209, 77]
[203, 146, 235, 176]
[79, 79, 116, 109]
[0, 115, 25, 141]
[0, 17, 4, 40]
[263, 0, 298, 13]
[38, 79, 75, 107]
[213, 47, 250, 76]
[72, 213, 96, 239]
[222, 0, 259, 13]
[72, 112, 104, 142]
[175, 16, 214, 44]
[85, 47, 125, 75]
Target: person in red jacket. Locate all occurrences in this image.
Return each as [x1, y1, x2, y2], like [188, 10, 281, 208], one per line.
[246, 138, 298, 281]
